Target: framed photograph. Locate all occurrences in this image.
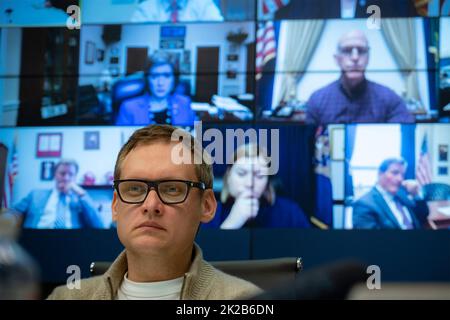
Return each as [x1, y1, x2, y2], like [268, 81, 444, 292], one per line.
[330, 127, 344, 161]
[84, 131, 100, 150]
[85, 41, 96, 64]
[438, 166, 448, 176]
[36, 133, 62, 157]
[439, 144, 448, 161]
[97, 49, 105, 62]
[40, 161, 55, 181]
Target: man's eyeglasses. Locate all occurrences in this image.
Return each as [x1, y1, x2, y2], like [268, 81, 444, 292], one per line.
[113, 179, 206, 205]
[338, 46, 370, 57]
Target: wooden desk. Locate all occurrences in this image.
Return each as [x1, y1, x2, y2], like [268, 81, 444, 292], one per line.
[427, 200, 450, 229]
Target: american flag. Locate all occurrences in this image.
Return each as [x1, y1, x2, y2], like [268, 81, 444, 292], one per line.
[262, 0, 290, 15]
[416, 134, 433, 186]
[313, 126, 333, 228]
[256, 21, 276, 80]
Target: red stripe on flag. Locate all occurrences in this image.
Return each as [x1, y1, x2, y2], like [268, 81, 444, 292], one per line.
[256, 21, 276, 80]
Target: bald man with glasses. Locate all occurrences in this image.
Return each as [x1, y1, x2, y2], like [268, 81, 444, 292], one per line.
[306, 30, 415, 125]
[48, 124, 261, 300]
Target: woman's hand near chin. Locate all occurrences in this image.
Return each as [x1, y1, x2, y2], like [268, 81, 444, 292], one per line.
[220, 194, 259, 229]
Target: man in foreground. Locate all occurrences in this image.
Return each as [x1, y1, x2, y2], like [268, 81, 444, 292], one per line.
[48, 124, 261, 299]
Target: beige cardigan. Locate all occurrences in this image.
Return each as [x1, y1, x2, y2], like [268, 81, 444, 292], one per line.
[47, 244, 262, 300]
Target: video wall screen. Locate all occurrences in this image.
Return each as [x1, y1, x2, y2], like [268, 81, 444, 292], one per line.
[336, 123, 450, 230]
[2, 10, 450, 126]
[0, 0, 80, 27]
[257, 0, 450, 20]
[2, 123, 448, 230]
[0, 22, 256, 126]
[1, 0, 450, 232]
[255, 17, 440, 124]
[77, 22, 256, 125]
[0, 27, 80, 126]
[82, 0, 255, 24]
[0, 124, 317, 230]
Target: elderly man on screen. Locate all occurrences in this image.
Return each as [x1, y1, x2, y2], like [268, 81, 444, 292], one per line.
[306, 30, 415, 125]
[47, 125, 261, 300]
[352, 158, 429, 229]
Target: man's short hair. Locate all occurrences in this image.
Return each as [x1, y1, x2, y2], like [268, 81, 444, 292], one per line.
[114, 124, 214, 188]
[54, 159, 79, 174]
[378, 158, 408, 173]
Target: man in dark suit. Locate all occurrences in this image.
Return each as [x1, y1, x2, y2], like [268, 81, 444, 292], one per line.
[352, 158, 429, 229]
[13, 159, 104, 229]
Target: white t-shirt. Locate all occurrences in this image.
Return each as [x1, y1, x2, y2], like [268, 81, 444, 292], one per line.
[116, 273, 184, 300]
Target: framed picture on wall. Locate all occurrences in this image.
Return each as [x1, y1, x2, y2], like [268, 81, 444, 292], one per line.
[438, 166, 448, 176]
[84, 131, 100, 150]
[85, 41, 96, 64]
[439, 144, 448, 162]
[40, 161, 55, 181]
[97, 49, 105, 62]
[36, 133, 62, 157]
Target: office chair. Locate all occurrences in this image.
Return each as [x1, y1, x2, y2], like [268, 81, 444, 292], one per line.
[422, 183, 450, 201]
[90, 257, 302, 292]
[111, 76, 146, 122]
[110, 77, 192, 123]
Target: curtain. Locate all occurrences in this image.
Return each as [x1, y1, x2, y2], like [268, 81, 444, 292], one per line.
[424, 18, 439, 110]
[381, 18, 421, 104]
[255, 124, 316, 217]
[344, 124, 356, 198]
[273, 20, 325, 108]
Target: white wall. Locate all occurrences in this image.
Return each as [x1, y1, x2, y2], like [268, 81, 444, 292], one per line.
[0, 28, 21, 126]
[416, 124, 450, 185]
[329, 124, 345, 201]
[82, 0, 139, 24]
[79, 22, 255, 96]
[78, 25, 106, 86]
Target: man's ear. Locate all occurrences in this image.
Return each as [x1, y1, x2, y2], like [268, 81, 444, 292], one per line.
[112, 191, 119, 222]
[200, 189, 217, 223]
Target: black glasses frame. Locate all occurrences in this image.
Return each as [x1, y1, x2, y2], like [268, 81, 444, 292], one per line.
[113, 179, 206, 205]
